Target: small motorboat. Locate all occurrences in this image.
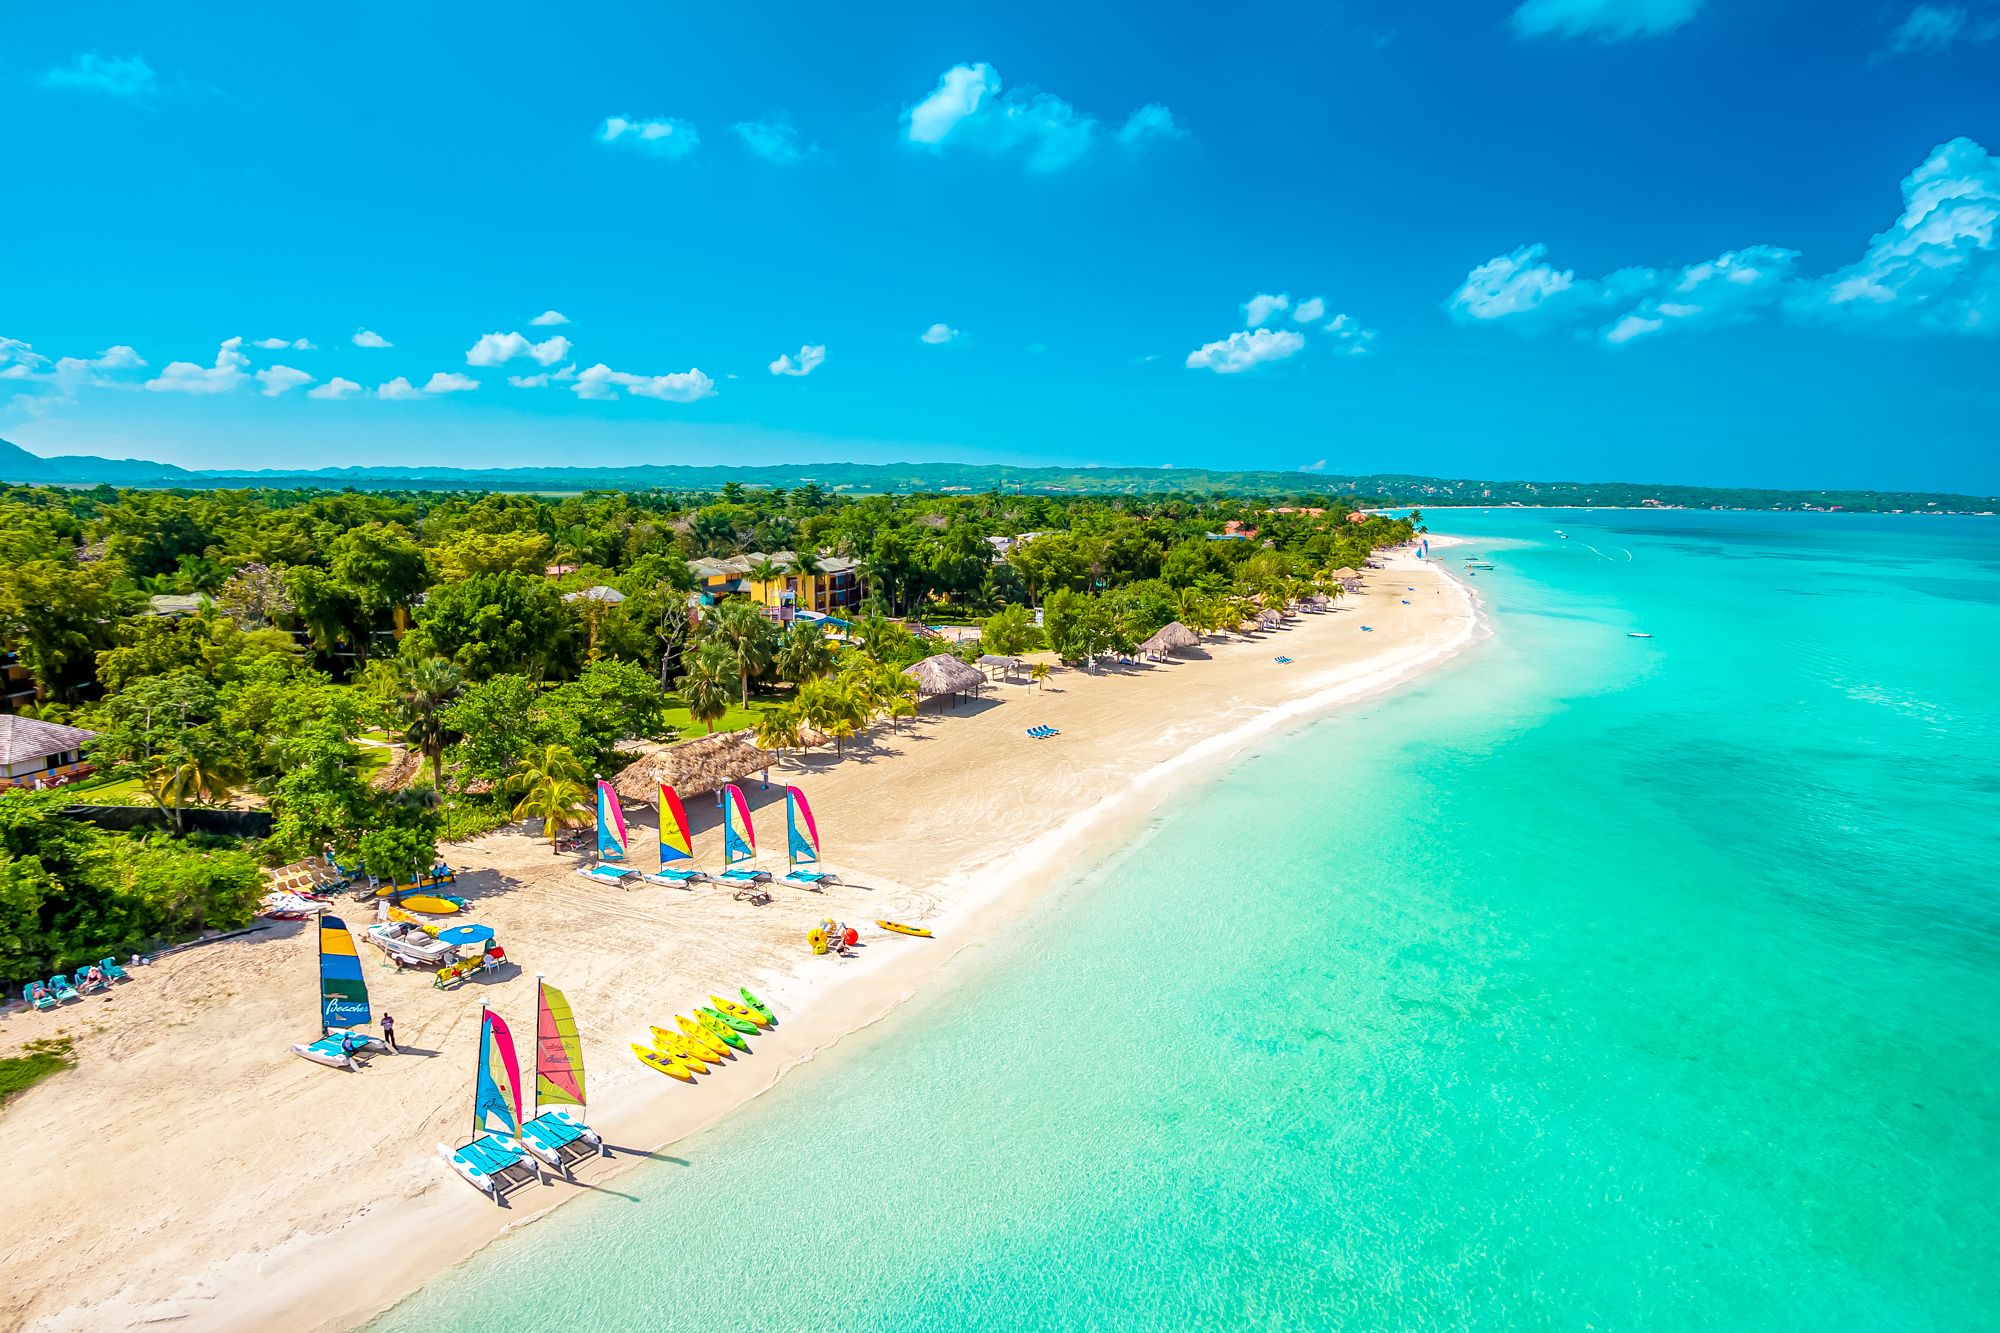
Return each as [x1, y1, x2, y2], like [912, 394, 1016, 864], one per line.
[1628, 632, 1653, 639]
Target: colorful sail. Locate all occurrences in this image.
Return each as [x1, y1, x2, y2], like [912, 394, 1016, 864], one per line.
[659, 783, 694, 865]
[722, 783, 756, 867]
[785, 786, 820, 868]
[317, 916, 371, 1031]
[473, 1006, 524, 1140]
[597, 780, 629, 862]
[534, 978, 586, 1111]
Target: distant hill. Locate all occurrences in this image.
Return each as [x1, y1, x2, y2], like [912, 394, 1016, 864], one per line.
[1, 438, 1993, 514]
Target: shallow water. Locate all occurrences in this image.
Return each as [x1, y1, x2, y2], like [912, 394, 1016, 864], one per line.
[378, 511, 2000, 1331]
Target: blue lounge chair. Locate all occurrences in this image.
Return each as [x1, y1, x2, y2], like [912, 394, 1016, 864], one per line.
[1360, 625, 1374, 632]
[1274, 656, 1292, 664]
[73, 967, 103, 995]
[575, 864, 639, 887]
[101, 957, 130, 982]
[49, 974, 79, 1003]
[26, 981, 55, 1011]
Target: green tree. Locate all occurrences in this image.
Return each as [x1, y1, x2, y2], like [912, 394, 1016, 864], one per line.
[0, 560, 127, 702]
[332, 523, 430, 633]
[440, 674, 543, 781]
[704, 600, 777, 706]
[405, 572, 569, 680]
[501, 745, 592, 853]
[396, 657, 465, 787]
[776, 621, 836, 685]
[678, 640, 736, 734]
[980, 604, 1036, 657]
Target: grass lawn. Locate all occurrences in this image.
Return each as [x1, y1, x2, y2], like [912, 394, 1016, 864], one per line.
[0, 1038, 75, 1106]
[355, 744, 394, 782]
[659, 687, 795, 738]
[65, 774, 148, 804]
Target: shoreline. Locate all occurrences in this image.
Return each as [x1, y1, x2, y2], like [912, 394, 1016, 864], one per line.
[6, 550, 1481, 1333]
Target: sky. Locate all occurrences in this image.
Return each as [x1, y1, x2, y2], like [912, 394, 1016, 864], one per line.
[3, 0, 1997, 492]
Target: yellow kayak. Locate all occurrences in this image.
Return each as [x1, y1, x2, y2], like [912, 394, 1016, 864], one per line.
[394, 894, 461, 915]
[652, 1032, 710, 1074]
[710, 995, 768, 1027]
[632, 1043, 695, 1082]
[877, 920, 933, 938]
[673, 1017, 729, 1060]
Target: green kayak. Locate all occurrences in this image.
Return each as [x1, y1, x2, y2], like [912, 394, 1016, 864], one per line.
[739, 987, 776, 1025]
[695, 1010, 750, 1051]
[701, 1005, 759, 1035]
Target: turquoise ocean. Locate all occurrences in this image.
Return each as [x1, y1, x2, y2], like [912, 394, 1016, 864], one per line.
[378, 511, 1999, 1331]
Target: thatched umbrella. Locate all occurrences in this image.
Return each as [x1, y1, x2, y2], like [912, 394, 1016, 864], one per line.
[977, 653, 1024, 680]
[1138, 621, 1199, 658]
[905, 653, 987, 708]
[1331, 566, 1361, 586]
[1258, 608, 1285, 630]
[612, 728, 775, 804]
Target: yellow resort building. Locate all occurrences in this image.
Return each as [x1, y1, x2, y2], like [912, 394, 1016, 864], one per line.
[688, 551, 865, 622]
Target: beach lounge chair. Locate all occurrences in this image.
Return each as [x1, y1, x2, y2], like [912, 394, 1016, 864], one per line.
[102, 957, 130, 982]
[50, 974, 79, 1003]
[73, 968, 104, 995]
[26, 981, 55, 1011]
[1274, 656, 1292, 664]
[439, 1134, 541, 1201]
[1360, 625, 1374, 632]
[641, 866, 712, 889]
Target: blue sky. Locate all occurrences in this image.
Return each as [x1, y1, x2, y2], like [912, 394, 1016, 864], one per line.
[4, 0, 1997, 490]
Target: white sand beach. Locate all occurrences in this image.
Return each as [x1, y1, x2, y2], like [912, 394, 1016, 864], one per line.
[0, 551, 1477, 1332]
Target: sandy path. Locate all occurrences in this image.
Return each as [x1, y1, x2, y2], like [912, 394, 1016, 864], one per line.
[0, 550, 1476, 1332]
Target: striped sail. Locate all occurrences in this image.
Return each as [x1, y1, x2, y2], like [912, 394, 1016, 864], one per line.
[317, 916, 371, 1031]
[659, 783, 694, 865]
[722, 784, 756, 867]
[534, 978, 586, 1110]
[473, 1006, 524, 1139]
[597, 780, 629, 862]
[785, 786, 820, 868]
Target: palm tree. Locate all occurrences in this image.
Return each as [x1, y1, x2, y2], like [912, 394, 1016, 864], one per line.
[886, 694, 918, 731]
[745, 555, 786, 588]
[679, 640, 736, 734]
[145, 742, 239, 835]
[500, 744, 591, 853]
[396, 656, 464, 788]
[705, 599, 776, 706]
[776, 621, 835, 685]
[1029, 662, 1051, 691]
[754, 704, 803, 759]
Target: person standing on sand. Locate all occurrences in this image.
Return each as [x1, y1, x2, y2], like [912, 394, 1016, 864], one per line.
[381, 1014, 398, 1053]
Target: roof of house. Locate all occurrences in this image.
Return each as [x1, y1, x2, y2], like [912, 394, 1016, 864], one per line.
[561, 585, 626, 604]
[147, 593, 208, 618]
[0, 715, 96, 765]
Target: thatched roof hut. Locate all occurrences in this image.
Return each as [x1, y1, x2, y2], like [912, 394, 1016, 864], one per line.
[905, 653, 987, 706]
[1304, 592, 1332, 612]
[1138, 621, 1199, 657]
[612, 729, 774, 803]
[1330, 566, 1361, 584]
[977, 653, 1024, 679]
[1257, 607, 1285, 630]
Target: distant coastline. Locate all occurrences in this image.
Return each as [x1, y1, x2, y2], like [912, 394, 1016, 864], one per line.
[4, 439, 1993, 514]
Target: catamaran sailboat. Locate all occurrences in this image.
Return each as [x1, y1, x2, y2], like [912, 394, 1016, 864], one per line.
[715, 784, 772, 896]
[780, 785, 838, 891]
[438, 1002, 543, 1201]
[290, 916, 389, 1070]
[642, 782, 711, 888]
[515, 975, 603, 1173]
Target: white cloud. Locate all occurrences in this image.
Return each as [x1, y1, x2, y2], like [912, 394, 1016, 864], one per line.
[599, 115, 699, 159]
[1185, 328, 1305, 374]
[529, 310, 570, 327]
[1325, 313, 1381, 354]
[903, 62, 1161, 172]
[1292, 297, 1327, 324]
[423, 371, 479, 394]
[733, 119, 813, 164]
[253, 336, 315, 350]
[571, 363, 717, 403]
[0, 338, 50, 375]
[144, 338, 249, 394]
[41, 53, 155, 98]
[1116, 104, 1186, 148]
[1509, 0, 1702, 41]
[466, 331, 572, 367]
[376, 377, 424, 401]
[1244, 293, 1291, 327]
[920, 322, 962, 345]
[91, 345, 146, 371]
[1887, 4, 1970, 53]
[770, 344, 827, 376]
[255, 365, 314, 396]
[508, 373, 553, 388]
[3, 344, 150, 400]
[1301, 459, 1328, 472]
[1450, 138, 2000, 344]
[353, 328, 393, 348]
[308, 377, 362, 400]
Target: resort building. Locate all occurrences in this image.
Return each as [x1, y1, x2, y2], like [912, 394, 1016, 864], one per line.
[688, 552, 866, 621]
[2, 649, 35, 715]
[0, 715, 96, 790]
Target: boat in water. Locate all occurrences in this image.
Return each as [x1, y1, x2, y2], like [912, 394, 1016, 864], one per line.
[1628, 632, 1653, 639]
[290, 916, 389, 1070]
